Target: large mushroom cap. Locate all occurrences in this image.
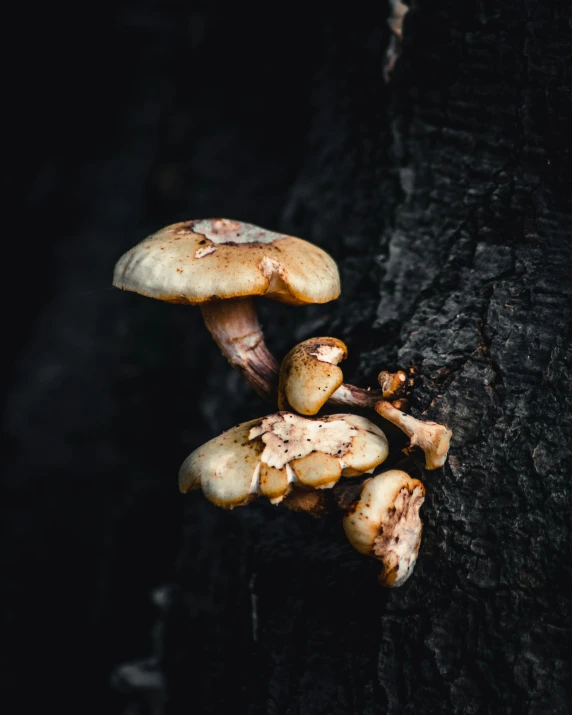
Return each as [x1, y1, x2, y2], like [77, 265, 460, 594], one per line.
[113, 218, 340, 306]
[179, 411, 389, 508]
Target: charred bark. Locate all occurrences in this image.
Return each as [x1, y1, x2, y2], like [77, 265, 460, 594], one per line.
[5, 1, 571, 714]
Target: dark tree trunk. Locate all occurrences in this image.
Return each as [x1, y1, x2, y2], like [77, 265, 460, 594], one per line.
[6, 1, 571, 714]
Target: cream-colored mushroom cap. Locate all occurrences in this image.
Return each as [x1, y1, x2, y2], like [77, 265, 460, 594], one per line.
[113, 218, 340, 306]
[179, 411, 389, 508]
[278, 337, 348, 415]
[343, 469, 425, 587]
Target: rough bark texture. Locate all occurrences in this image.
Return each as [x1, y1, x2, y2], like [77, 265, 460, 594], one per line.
[6, 1, 571, 714]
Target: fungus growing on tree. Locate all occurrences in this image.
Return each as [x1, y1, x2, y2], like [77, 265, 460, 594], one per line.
[375, 400, 452, 470]
[113, 218, 339, 400]
[178, 411, 389, 508]
[343, 469, 425, 587]
[377, 369, 408, 400]
[113, 218, 386, 407]
[278, 337, 348, 415]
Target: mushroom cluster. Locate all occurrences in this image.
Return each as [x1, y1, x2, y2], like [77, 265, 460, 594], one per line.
[114, 218, 452, 587]
[179, 412, 389, 507]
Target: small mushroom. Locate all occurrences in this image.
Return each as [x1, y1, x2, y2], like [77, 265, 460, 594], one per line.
[343, 469, 425, 587]
[278, 337, 348, 415]
[377, 370, 408, 400]
[113, 218, 385, 407]
[179, 411, 389, 508]
[375, 400, 452, 470]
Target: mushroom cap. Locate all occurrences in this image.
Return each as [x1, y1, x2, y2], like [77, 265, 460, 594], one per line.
[113, 218, 340, 306]
[343, 469, 425, 587]
[179, 411, 389, 508]
[338, 414, 390, 476]
[278, 337, 348, 415]
[178, 418, 263, 508]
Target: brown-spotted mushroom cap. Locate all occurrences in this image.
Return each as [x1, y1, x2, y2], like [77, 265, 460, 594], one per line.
[179, 411, 389, 508]
[113, 218, 340, 306]
[278, 337, 348, 415]
[343, 469, 425, 587]
[113, 218, 340, 400]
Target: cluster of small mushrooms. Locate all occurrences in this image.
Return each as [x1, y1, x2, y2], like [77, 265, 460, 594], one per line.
[113, 218, 452, 587]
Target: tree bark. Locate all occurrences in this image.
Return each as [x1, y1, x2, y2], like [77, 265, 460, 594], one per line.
[6, 2, 571, 714]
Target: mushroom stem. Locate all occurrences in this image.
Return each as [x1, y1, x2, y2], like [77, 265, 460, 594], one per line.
[374, 400, 452, 470]
[201, 298, 385, 407]
[328, 383, 384, 409]
[200, 298, 279, 400]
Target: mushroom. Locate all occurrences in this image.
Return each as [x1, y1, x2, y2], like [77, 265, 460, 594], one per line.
[178, 411, 389, 508]
[278, 337, 348, 415]
[113, 218, 385, 407]
[375, 400, 452, 470]
[377, 369, 408, 400]
[343, 469, 425, 587]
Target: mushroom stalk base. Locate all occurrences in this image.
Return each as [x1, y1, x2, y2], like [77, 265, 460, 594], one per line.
[201, 298, 279, 400]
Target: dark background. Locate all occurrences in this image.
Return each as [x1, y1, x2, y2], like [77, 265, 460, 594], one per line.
[5, 1, 572, 714]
